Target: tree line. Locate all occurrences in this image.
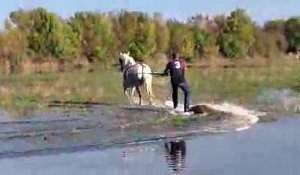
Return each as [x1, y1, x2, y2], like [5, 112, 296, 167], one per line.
[0, 7, 299, 70]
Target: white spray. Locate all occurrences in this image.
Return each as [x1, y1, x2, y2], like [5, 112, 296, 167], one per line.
[164, 100, 266, 131]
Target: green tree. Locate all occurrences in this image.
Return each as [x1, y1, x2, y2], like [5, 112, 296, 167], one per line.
[28, 8, 63, 58]
[69, 12, 115, 62]
[218, 9, 255, 58]
[284, 17, 300, 52]
[168, 20, 195, 60]
[117, 12, 156, 59]
[219, 33, 245, 58]
[153, 13, 170, 54]
[9, 9, 32, 32]
[193, 28, 218, 57]
[0, 28, 27, 73]
[60, 23, 80, 59]
[10, 8, 79, 59]
[2, 8, 299, 67]
[132, 13, 156, 59]
[117, 11, 138, 51]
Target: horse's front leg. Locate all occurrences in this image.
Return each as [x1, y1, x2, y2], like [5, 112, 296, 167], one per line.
[124, 87, 129, 100]
[123, 85, 133, 104]
[135, 86, 142, 105]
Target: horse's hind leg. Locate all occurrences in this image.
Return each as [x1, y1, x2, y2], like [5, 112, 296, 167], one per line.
[130, 87, 136, 104]
[135, 86, 142, 105]
[145, 78, 154, 105]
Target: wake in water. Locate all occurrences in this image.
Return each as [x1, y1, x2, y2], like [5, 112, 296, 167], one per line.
[202, 102, 266, 131]
[163, 100, 266, 131]
[0, 100, 266, 159]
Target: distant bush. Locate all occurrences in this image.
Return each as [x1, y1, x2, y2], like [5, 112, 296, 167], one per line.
[0, 7, 298, 71]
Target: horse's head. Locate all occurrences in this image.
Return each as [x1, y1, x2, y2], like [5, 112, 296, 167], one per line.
[119, 52, 135, 71]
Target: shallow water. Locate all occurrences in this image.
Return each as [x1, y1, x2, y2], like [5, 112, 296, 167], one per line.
[0, 65, 299, 174]
[0, 100, 300, 175]
[0, 101, 267, 158]
[0, 112, 300, 175]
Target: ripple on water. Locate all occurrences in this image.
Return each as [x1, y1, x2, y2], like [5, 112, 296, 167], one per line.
[0, 102, 266, 159]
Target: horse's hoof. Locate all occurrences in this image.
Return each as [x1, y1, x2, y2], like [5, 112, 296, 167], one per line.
[150, 99, 156, 105]
[149, 101, 155, 106]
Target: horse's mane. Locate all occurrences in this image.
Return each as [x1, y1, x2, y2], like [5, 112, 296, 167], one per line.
[121, 53, 136, 64]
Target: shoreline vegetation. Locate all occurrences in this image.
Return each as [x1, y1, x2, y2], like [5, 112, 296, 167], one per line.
[0, 8, 299, 74]
[0, 60, 299, 117]
[0, 55, 298, 75]
[0, 7, 299, 116]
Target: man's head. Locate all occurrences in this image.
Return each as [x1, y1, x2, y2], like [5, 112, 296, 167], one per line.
[171, 52, 179, 60]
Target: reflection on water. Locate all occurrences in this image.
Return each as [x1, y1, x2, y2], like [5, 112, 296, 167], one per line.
[164, 140, 187, 175]
[1, 117, 300, 175]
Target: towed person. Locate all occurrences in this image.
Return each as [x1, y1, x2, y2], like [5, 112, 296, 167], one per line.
[163, 53, 191, 113]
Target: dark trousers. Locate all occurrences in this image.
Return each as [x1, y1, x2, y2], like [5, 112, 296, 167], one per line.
[171, 81, 190, 112]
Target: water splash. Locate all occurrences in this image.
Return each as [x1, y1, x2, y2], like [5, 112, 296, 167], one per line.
[164, 100, 266, 131]
[202, 102, 265, 131]
[257, 89, 300, 112]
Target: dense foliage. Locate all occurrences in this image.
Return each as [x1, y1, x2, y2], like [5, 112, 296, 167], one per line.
[0, 7, 299, 68]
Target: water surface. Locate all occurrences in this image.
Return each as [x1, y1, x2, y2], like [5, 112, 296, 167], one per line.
[1, 115, 300, 175]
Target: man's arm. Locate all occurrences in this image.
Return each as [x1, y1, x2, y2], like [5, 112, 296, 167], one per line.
[181, 59, 188, 71]
[163, 62, 170, 76]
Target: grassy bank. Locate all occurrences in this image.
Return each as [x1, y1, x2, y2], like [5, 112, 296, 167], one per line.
[0, 59, 299, 117]
[188, 60, 300, 103]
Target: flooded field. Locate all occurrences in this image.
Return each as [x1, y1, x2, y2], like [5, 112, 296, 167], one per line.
[0, 100, 264, 158]
[1, 0, 300, 174]
[0, 97, 298, 175]
[0, 64, 298, 174]
[0, 111, 299, 175]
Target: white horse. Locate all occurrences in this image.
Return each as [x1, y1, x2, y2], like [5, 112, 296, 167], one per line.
[119, 52, 154, 105]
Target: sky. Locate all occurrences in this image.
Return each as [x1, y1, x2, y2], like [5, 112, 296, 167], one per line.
[1, 0, 300, 28]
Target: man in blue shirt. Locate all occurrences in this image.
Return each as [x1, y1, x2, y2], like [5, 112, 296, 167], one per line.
[164, 53, 190, 112]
